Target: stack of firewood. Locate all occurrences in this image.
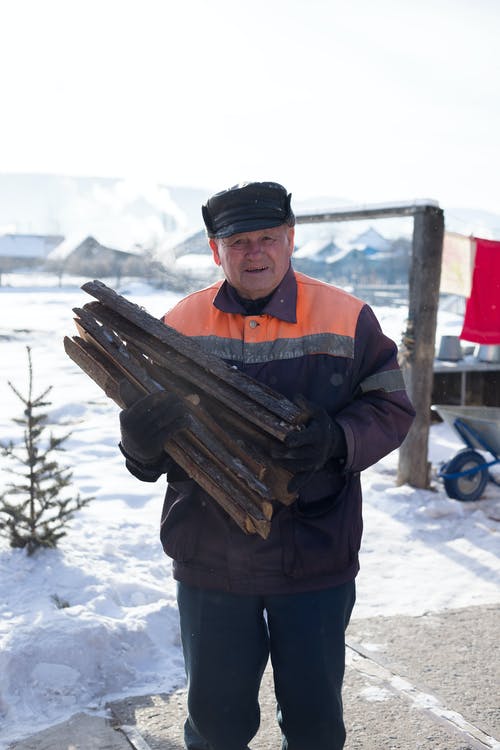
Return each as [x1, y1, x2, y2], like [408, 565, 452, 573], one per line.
[64, 281, 310, 539]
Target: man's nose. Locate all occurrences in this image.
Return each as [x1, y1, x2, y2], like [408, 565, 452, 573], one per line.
[245, 240, 263, 254]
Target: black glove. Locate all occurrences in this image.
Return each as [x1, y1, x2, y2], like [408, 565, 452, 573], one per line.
[119, 390, 189, 465]
[272, 399, 346, 492]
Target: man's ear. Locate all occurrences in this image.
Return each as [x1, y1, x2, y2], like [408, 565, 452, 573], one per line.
[209, 238, 221, 266]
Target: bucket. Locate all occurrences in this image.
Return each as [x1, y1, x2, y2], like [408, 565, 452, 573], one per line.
[478, 345, 500, 363]
[437, 335, 463, 361]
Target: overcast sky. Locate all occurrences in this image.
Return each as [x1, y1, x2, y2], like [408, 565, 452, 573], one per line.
[1, 0, 499, 212]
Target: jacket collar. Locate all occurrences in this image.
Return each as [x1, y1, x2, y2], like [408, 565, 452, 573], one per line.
[213, 265, 297, 323]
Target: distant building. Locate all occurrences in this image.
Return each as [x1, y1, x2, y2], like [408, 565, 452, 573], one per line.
[168, 229, 210, 259]
[0, 233, 64, 284]
[349, 227, 391, 255]
[293, 226, 411, 287]
[0, 233, 64, 271]
[294, 239, 340, 262]
[46, 235, 145, 279]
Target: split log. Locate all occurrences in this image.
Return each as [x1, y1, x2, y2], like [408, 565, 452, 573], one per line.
[63, 330, 276, 534]
[81, 300, 298, 493]
[64, 280, 310, 539]
[64, 335, 274, 538]
[71, 303, 296, 504]
[81, 280, 308, 435]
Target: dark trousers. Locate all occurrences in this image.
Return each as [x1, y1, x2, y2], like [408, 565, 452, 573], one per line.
[177, 580, 356, 750]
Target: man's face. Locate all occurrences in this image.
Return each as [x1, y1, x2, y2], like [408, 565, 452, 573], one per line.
[209, 224, 295, 300]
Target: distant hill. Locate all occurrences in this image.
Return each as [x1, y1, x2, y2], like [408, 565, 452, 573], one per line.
[1, 174, 499, 253]
[0, 173, 207, 252]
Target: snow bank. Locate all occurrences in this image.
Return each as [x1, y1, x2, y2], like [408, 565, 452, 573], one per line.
[0, 274, 498, 747]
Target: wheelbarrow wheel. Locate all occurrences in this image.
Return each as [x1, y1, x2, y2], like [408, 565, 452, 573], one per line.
[443, 449, 488, 502]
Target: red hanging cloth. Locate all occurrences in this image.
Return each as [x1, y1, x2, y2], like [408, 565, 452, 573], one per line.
[460, 237, 500, 344]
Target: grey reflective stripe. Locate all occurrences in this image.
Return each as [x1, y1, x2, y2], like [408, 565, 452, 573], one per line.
[190, 332, 354, 364]
[190, 336, 244, 362]
[360, 368, 406, 393]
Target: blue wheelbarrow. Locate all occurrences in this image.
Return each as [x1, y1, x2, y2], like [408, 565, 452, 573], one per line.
[433, 405, 500, 502]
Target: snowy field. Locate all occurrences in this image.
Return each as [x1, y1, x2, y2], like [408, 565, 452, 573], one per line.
[0, 272, 498, 748]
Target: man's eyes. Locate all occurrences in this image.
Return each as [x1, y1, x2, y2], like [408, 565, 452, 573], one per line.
[228, 236, 276, 248]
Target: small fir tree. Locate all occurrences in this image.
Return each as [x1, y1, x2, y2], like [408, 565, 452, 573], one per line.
[0, 346, 92, 554]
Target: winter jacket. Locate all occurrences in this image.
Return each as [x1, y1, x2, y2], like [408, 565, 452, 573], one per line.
[125, 266, 415, 594]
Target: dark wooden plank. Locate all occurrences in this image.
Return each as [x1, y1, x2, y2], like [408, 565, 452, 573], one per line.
[129, 340, 296, 503]
[82, 300, 299, 442]
[73, 308, 280, 501]
[66, 323, 283, 527]
[183, 413, 274, 504]
[80, 281, 305, 426]
[76, 302, 298, 504]
[295, 200, 440, 225]
[66, 286, 304, 527]
[87, 310, 297, 504]
[166, 438, 271, 539]
[63, 335, 129, 408]
[73, 308, 164, 396]
[65, 331, 273, 537]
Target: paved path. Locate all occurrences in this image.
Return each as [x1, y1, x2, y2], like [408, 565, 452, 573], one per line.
[9, 604, 500, 750]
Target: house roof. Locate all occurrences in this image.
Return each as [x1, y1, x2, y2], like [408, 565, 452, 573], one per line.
[47, 235, 142, 261]
[294, 238, 339, 261]
[350, 227, 391, 253]
[46, 234, 87, 261]
[0, 234, 64, 259]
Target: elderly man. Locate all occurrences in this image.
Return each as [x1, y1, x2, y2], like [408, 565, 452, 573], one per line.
[119, 182, 415, 750]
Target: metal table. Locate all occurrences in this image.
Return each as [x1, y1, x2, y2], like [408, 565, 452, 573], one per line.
[433, 356, 500, 405]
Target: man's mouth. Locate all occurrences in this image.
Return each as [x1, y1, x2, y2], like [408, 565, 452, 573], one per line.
[246, 266, 268, 273]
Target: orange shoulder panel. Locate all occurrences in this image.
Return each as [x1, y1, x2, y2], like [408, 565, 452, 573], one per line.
[293, 272, 365, 339]
[163, 272, 364, 342]
[163, 281, 229, 337]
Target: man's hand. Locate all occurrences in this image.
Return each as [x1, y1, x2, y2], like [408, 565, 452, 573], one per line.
[119, 390, 189, 465]
[272, 398, 346, 491]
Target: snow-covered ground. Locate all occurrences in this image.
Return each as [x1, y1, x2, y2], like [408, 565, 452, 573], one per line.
[0, 272, 498, 748]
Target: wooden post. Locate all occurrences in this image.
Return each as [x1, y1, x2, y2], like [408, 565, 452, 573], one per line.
[397, 205, 444, 487]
